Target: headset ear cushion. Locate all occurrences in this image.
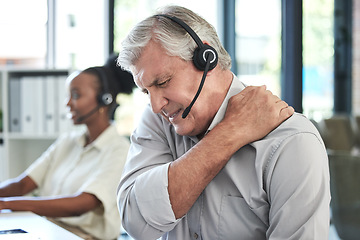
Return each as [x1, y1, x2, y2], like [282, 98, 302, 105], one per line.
[193, 45, 218, 71]
[97, 93, 113, 106]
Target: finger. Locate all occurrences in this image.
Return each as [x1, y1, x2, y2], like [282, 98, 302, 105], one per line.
[241, 85, 266, 95]
[279, 105, 295, 120]
[276, 99, 289, 107]
[242, 85, 270, 103]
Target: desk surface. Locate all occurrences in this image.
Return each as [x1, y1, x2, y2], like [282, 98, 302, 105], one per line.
[0, 211, 83, 240]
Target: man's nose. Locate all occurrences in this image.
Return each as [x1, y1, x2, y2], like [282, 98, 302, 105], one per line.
[149, 91, 168, 114]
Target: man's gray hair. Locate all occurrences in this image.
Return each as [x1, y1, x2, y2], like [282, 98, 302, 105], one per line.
[117, 5, 232, 73]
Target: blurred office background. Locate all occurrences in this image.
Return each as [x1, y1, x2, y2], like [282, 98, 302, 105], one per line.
[1, 0, 360, 239]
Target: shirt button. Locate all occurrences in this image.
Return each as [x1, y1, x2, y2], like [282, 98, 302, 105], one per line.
[194, 233, 199, 239]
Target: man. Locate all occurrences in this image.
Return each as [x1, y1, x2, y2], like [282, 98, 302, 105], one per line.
[117, 5, 330, 240]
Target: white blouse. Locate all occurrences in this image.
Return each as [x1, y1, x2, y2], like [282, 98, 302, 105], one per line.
[27, 124, 129, 240]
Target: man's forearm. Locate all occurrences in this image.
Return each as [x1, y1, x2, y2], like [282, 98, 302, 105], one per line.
[168, 121, 250, 219]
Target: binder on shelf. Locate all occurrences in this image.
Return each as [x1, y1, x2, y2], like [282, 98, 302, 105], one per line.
[20, 76, 35, 134]
[9, 78, 21, 132]
[0, 138, 4, 181]
[20, 76, 45, 135]
[44, 76, 56, 134]
[35, 77, 45, 135]
[57, 75, 72, 132]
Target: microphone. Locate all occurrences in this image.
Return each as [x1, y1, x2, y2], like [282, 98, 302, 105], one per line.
[182, 56, 212, 119]
[75, 105, 101, 123]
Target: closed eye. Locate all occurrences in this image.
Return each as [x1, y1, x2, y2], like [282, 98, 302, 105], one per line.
[140, 76, 172, 95]
[157, 79, 170, 88]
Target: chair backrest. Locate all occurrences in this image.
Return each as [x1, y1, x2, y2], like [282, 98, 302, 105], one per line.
[353, 116, 360, 149]
[323, 115, 355, 151]
[328, 152, 360, 240]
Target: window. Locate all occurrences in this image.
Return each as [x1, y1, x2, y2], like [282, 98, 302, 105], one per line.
[0, 0, 108, 69]
[0, 0, 47, 67]
[54, 0, 107, 69]
[235, 0, 282, 96]
[303, 0, 334, 120]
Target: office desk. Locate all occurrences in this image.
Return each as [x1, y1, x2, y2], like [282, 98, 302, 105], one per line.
[0, 211, 83, 240]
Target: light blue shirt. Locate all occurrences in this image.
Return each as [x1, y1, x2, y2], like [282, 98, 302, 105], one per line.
[117, 76, 331, 240]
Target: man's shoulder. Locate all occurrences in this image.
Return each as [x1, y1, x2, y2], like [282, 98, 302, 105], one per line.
[264, 112, 324, 145]
[277, 112, 318, 133]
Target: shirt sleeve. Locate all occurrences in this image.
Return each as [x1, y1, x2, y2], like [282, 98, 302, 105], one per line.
[266, 132, 331, 239]
[117, 107, 180, 240]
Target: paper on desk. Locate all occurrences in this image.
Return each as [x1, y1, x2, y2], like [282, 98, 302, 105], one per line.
[0, 231, 41, 240]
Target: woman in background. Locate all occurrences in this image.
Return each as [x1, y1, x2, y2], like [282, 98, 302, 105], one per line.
[0, 55, 135, 240]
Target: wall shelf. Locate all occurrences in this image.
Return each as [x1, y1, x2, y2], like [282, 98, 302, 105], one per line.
[0, 68, 73, 181]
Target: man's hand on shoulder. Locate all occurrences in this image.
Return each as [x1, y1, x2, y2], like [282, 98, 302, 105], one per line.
[220, 85, 294, 148]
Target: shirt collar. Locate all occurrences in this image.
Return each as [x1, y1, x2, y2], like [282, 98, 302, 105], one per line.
[77, 124, 117, 150]
[206, 74, 247, 133]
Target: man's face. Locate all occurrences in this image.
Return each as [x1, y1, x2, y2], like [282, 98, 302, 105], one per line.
[133, 40, 212, 136]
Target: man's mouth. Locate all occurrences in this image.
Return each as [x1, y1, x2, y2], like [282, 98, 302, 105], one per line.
[166, 109, 182, 122]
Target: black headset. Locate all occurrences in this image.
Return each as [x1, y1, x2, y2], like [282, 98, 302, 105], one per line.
[94, 67, 113, 106]
[155, 14, 218, 118]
